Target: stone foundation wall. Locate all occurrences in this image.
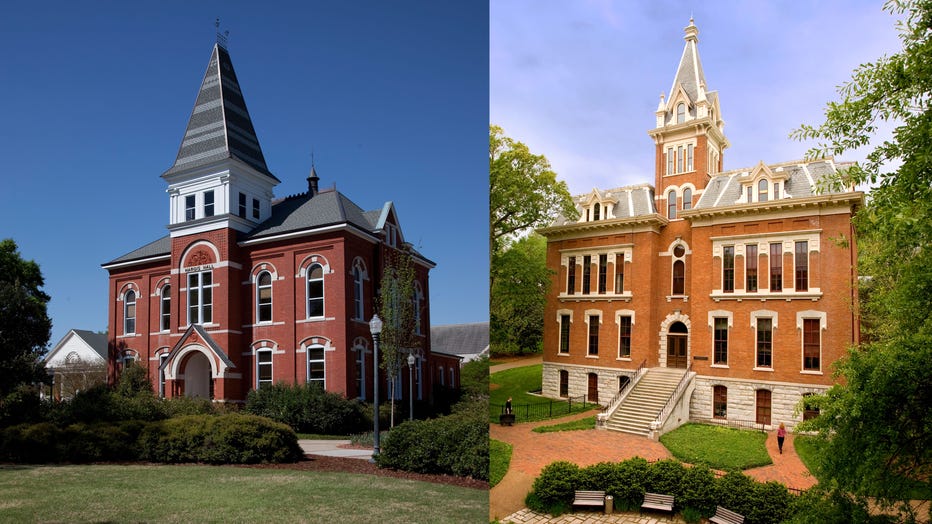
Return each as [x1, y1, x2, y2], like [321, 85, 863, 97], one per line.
[542, 362, 635, 405]
[689, 375, 827, 430]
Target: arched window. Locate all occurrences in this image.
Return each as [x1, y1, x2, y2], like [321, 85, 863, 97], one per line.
[307, 264, 324, 318]
[676, 103, 686, 124]
[682, 188, 692, 210]
[256, 350, 273, 389]
[257, 271, 272, 323]
[667, 190, 677, 219]
[353, 266, 364, 320]
[124, 290, 136, 335]
[160, 285, 171, 332]
[593, 203, 600, 221]
[672, 260, 685, 295]
[758, 179, 769, 202]
[307, 345, 325, 388]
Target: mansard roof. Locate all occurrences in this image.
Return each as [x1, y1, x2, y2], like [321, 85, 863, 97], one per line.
[692, 158, 857, 211]
[244, 188, 378, 241]
[162, 43, 278, 182]
[550, 184, 657, 226]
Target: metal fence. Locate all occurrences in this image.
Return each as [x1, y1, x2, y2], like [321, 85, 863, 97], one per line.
[694, 417, 767, 433]
[493, 395, 588, 423]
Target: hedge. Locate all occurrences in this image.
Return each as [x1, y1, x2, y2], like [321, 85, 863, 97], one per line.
[0, 414, 301, 465]
[375, 397, 488, 480]
[528, 458, 794, 524]
[244, 382, 368, 435]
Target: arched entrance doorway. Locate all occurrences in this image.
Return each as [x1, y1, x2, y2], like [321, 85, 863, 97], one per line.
[183, 351, 213, 399]
[666, 321, 688, 369]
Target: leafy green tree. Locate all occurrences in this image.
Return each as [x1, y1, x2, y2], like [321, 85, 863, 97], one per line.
[0, 239, 51, 398]
[491, 233, 552, 355]
[792, 0, 932, 514]
[459, 355, 489, 398]
[377, 248, 419, 427]
[489, 125, 577, 264]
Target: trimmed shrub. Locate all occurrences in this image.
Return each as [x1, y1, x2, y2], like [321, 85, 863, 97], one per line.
[244, 383, 368, 435]
[743, 480, 793, 524]
[678, 464, 718, 516]
[375, 397, 488, 479]
[610, 456, 650, 509]
[645, 458, 687, 497]
[531, 461, 581, 509]
[0, 385, 45, 426]
[716, 470, 759, 518]
[0, 422, 62, 463]
[139, 413, 301, 464]
[61, 421, 142, 462]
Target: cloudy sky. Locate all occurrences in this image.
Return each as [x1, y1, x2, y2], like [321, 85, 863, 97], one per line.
[491, 0, 902, 195]
[1, 1, 488, 347]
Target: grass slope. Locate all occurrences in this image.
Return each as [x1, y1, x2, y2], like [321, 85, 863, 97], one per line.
[489, 364, 592, 423]
[532, 416, 597, 433]
[0, 465, 487, 523]
[660, 423, 772, 470]
[490, 439, 512, 487]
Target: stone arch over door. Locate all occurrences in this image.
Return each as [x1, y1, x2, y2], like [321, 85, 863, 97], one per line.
[166, 344, 218, 399]
[658, 312, 691, 368]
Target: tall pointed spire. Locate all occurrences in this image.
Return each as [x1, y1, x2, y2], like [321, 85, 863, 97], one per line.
[163, 44, 278, 182]
[668, 17, 707, 108]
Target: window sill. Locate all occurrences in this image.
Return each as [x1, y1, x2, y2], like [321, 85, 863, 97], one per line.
[710, 364, 729, 369]
[117, 333, 140, 339]
[665, 295, 689, 303]
[585, 355, 599, 359]
[297, 317, 331, 324]
[752, 367, 774, 372]
[559, 292, 633, 302]
[800, 370, 823, 375]
[710, 290, 823, 302]
[616, 357, 632, 361]
[557, 352, 570, 357]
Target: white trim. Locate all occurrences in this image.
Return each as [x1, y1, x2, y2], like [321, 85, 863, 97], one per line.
[239, 223, 380, 246]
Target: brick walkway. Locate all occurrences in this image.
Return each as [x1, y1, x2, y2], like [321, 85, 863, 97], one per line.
[502, 508, 680, 524]
[490, 413, 815, 521]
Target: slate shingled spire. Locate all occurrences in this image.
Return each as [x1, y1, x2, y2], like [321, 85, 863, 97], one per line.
[163, 43, 279, 182]
[668, 18, 707, 106]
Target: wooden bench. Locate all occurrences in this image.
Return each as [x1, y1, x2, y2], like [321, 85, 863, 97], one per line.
[640, 492, 674, 512]
[709, 505, 745, 524]
[572, 490, 606, 508]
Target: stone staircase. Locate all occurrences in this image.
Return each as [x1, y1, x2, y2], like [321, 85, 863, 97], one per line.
[605, 367, 688, 436]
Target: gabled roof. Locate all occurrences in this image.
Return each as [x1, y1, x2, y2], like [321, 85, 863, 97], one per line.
[244, 188, 379, 241]
[44, 329, 108, 365]
[162, 43, 278, 182]
[160, 324, 235, 372]
[550, 184, 656, 226]
[430, 322, 489, 362]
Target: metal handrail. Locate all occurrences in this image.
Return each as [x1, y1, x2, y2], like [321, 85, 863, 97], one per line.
[601, 358, 647, 414]
[652, 362, 692, 427]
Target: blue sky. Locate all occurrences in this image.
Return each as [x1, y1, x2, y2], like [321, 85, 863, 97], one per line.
[491, 1, 902, 194]
[0, 1, 489, 348]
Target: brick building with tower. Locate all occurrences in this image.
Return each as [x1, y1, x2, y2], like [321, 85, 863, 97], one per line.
[539, 20, 861, 437]
[102, 41, 460, 403]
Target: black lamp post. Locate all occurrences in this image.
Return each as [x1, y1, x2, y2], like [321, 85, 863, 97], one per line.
[369, 315, 383, 460]
[407, 353, 415, 421]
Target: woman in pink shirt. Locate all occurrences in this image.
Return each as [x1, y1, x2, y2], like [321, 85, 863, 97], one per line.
[777, 422, 787, 454]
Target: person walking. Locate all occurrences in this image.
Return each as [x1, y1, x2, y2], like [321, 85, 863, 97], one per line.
[505, 396, 512, 415]
[777, 422, 787, 454]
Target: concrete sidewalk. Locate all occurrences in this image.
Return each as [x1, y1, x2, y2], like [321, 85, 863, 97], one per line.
[298, 439, 373, 460]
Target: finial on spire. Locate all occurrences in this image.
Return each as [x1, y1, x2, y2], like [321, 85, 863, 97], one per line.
[215, 18, 229, 48]
[307, 150, 320, 197]
[684, 17, 699, 43]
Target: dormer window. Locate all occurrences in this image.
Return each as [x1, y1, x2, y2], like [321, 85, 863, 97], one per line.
[593, 203, 600, 221]
[676, 103, 686, 124]
[773, 183, 780, 200]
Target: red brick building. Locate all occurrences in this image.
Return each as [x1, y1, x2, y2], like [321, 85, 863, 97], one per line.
[102, 42, 460, 403]
[539, 20, 861, 435]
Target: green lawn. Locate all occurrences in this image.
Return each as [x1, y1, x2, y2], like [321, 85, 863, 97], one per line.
[0, 464, 487, 523]
[490, 439, 512, 487]
[532, 416, 597, 433]
[660, 423, 772, 470]
[490, 364, 593, 423]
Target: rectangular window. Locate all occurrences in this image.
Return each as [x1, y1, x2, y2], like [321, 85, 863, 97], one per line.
[307, 346, 325, 388]
[666, 147, 673, 175]
[803, 318, 820, 371]
[597, 254, 607, 294]
[582, 255, 591, 295]
[618, 316, 632, 358]
[559, 370, 568, 397]
[677, 146, 684, 173]
[795, 241, 809, 291]
[773, 183, 780, 200]
[756, 318, 773, 368]
[567, 256, 576, 295]
[770, 243, 783, 292]
[252, 198, 260, 219]
[185, 195, 196, 221]
[746, 244, 758, 292]
[160, 287, 171, 332]
[204, 190, 214, 217]
[187, 271, 213, 324]
[238, 192, 247, 218]
[159, 354, 169, 398]
[713, 317, 728, 365]
[559, 314, 571, 354]
[723, 246, 735, 293]
[588, 316, 599, 356]
[687, 143, 694, 171]
[257, 350, 273, 389]
[746, 186, 752, 203]
[614, 254, 624, 293]
[713, 385, 727, 419]
[355, 350, 364, 399]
